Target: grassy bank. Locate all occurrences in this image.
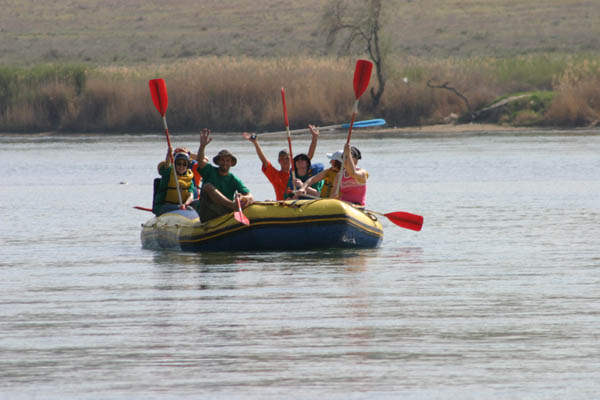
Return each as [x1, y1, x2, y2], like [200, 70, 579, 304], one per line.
[2, 54, 600, 133]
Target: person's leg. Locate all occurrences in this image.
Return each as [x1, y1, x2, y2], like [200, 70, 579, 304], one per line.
[202, 183, 236, 210]
[197, 185, 234, 222]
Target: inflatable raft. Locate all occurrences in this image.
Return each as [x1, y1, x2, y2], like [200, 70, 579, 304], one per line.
[141, 199, 383, 252]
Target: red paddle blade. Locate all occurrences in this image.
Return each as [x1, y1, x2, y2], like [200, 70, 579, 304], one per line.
[353, 59, 373, 99]
[149, 78, 168, 116]
[234, 196, 250, 226]
[281, 87, 289, 127]
[384, 211, 423, 231]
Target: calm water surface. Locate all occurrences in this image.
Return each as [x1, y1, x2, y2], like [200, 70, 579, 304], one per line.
[1, 130, 599, 399]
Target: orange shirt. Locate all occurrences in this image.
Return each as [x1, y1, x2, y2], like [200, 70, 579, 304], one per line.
[191, 161, 203, 198]
[262, 161, 289, 200]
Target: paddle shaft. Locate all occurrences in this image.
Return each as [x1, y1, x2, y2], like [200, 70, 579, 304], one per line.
[333, 102, 359, 197]
[281, 88, 297, 191]
[163, 116, 184, 207]
[133, 206, 153, 212]
[259, 118, 385, 137]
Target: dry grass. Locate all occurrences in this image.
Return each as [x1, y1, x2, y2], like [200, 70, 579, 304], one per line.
[4, 54, 600, 132]
[2, 0, 600, 65]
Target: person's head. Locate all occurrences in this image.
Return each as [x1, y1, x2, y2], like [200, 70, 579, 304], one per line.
[213, 149, 237, 174]
[293, 153, 311, 174]
[278, 149, 290, 171]
[350, 146, 362, 161]
[173, 152, 191, 175]
[174, 147, 191, 157]
[327, 150, 343, 172]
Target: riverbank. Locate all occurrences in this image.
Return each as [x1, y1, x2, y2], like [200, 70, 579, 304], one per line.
[4, 122, 600, 139]
[2, 55, 600, 134]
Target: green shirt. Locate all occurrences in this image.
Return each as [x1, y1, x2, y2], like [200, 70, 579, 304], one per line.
[199, 164, 250, 200]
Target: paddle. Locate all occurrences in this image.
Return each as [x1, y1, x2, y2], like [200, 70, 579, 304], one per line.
[234, 192, 250, 226]
[258, 118, 386, 137]
[333, 59, 374, 197]
[148, 78, 183, 208]
[365, 210, 424, 231]
[341, 118, 385, 129]
[133, 206, 153, 212]
[281, 87, 297, 191]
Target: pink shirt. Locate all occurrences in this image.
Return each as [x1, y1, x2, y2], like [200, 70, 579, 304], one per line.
[340, 170, 368, 205]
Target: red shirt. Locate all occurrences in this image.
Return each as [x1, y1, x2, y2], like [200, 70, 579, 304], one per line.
[262, 161, 289, 200]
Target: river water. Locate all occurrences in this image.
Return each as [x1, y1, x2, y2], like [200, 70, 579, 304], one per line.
[1, 129, 599, 399]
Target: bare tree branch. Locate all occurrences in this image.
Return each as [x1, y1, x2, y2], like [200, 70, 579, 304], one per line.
[427, 79, 475, 121]
[322, 0, 388, 108]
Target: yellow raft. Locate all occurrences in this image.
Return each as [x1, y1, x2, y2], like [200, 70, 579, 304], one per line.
[141, 199, 383, 251]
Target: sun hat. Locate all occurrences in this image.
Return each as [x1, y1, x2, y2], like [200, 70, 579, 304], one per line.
[213, 149, 237, 166]
[326, 150, 344, 163]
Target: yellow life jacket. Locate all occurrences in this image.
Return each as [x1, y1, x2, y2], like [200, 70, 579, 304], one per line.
[162, 165, 195, 204]
[320, 168, 339, 198]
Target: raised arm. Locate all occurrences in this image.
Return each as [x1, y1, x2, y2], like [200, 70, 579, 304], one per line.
[294, 168, 328, 199]
[307, 124, 319, 160]
[343, 143, 367, 184]
[196, 128, 212, 170]
[165, 145, 173, 166]
[242, 132, 269, 167]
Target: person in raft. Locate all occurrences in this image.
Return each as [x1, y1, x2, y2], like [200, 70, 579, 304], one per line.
[242, 124, 320, 200]
[295, 149, 343, 199]
[337, 143, 368, 206]
[295, 144, 367, 205]
[195, 128, 254, 222]
[285, 152, 324, 199]
[153, 146, 197, 216]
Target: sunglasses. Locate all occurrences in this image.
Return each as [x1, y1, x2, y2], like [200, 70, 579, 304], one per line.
[175, 161, 188, 166]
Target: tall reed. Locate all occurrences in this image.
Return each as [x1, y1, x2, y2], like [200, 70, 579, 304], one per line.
[2, 54, 600, 132]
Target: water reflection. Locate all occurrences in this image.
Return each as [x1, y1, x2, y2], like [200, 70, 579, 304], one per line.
[150, 248, 377, 269]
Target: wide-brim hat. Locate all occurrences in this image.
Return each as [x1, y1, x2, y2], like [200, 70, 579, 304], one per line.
[213, 149, 237, 166]
[326, 150, 344, 163]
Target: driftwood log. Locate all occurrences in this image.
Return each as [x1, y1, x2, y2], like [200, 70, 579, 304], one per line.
[427, 79, 533, 123]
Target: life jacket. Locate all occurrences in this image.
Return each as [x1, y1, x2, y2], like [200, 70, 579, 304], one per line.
[320, 168, 339, 198]
[164, 169, 195, 204]
[156, 162, 195, 205]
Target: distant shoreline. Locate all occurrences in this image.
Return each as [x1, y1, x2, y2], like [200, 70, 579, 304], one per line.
[3, 123, 600, 137]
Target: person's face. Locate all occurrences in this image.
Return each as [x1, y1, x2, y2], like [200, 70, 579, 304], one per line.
[175, 159, 188, 174]
[295, 158, 308, 172]
[278, 153, 290, 170]
[330, 160, 341, 172]
[217, 155, 234, 173]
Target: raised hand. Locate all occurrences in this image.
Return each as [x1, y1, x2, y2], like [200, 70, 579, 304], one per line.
[200, 128, 212, 147]
[242, 132, 257, 142]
